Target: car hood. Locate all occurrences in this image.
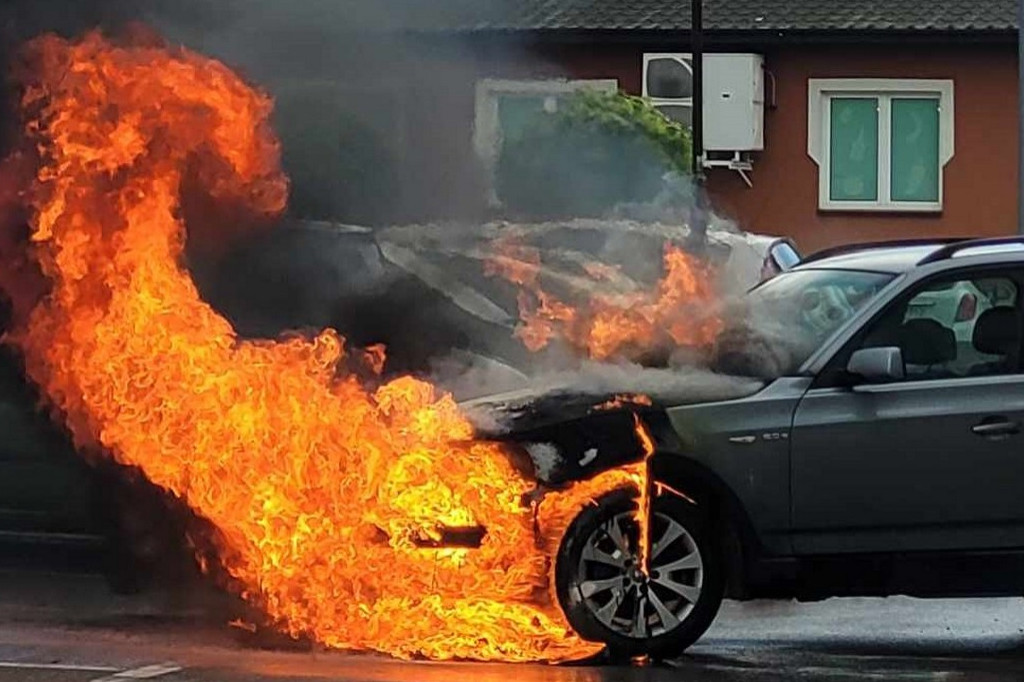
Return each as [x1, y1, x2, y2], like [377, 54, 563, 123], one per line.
[196, 217, 791, 376]
[460, 366, 765, 437]
[457, 367, 764, 486]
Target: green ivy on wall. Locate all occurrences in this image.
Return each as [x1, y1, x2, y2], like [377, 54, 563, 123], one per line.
[496, 90, 692, 218]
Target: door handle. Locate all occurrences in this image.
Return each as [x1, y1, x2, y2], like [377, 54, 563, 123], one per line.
[971, 420, 1021, 438]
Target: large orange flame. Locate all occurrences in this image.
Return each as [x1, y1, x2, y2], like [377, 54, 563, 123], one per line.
[632, 414, 656, 574]
[486, 236, 722, 361]
[0, 31, 641, 662]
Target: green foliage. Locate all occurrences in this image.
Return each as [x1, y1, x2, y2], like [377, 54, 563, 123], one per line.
[496, 90, 692, 218]
[565, 90, 693, 173]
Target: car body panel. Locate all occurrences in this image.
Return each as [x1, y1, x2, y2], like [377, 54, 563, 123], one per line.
[666, 378, 812, 556]
[794, 245, 946, 274]
[462, 373, 766, 486]
[791, 374, 1024, 554]
[0, 349, 99, 539]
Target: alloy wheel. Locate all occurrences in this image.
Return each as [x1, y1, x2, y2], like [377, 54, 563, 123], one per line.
[573, 508, 704, 638]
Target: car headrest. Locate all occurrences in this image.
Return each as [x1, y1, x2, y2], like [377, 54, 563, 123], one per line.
[899, 318, 956, 365]
[973, 306, 1022, 356]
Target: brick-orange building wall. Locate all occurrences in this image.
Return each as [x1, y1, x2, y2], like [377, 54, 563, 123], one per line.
[527, 42, 1020, 251]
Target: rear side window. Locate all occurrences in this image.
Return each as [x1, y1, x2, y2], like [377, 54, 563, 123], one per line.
[859, 273, 1021, 380]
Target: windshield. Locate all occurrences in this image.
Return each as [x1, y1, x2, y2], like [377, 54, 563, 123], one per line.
[716, 269, 895, 377]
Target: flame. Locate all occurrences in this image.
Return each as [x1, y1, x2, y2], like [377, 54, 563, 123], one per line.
[482, 239, 576, 352]
[632, 414, 655, 574]
[360, 343, 387, 376]
[536, 463, 645, 555]
[0, 31, 641, 662]
[487, 236, 722, 361]
[593, 394, 654, 411]
[228, 618, 258, 634]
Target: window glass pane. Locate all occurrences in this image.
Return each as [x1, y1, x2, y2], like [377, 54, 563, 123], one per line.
[891, 97, 940, 203]
[742, 269, 894, 373]
[655, 103, 692, 126]
[497, 95, 554, 145]
[860, 275, 1020, 380]
[829, 97, 879, 202]
[646, 58, 692, 99]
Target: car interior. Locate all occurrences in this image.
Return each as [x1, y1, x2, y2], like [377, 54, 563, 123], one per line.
[861, 275, 1023, 380]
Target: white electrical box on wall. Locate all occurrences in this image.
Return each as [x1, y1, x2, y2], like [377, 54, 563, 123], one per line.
[643, 51, 765, 185]
[702, 53, 764, 152]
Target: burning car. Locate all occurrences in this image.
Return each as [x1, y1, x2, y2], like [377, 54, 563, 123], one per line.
[0, 30, 819, 661]
[462, 236, 1024, 659]
[0, 29, 802, 663]
[190, 217, 799, 383]
[9, 19, 1024, 668]
[0, 216, 795, 588]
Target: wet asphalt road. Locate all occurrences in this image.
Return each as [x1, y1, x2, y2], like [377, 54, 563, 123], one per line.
[2, 572, 1024, 681]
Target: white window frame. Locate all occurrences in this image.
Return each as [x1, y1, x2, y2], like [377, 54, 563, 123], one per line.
[473, 78, 618, 206]
[642, 53, 694, 115]
[808, 78, 954, 213]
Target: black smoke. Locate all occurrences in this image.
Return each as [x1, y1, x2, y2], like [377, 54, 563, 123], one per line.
[0, 0, 762, 384]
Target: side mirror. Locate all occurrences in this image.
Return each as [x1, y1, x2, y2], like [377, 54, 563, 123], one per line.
[769, 240, 802, 271]
[847, 347, 905, 383]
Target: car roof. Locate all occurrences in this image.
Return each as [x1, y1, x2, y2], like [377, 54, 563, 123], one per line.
[795, 237, 1024, 274]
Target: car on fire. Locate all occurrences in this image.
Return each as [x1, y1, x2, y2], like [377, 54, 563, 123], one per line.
[0, 218, 794, 590]
[465, 236, 1024, 658]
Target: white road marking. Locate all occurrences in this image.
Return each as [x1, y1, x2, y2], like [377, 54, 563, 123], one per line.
[0, 658, 181, 679]
[90, 662, 182, 682]
[0, 661, 120, 672]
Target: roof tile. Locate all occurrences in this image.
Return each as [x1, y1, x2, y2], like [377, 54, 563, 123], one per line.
[436, 0, 1017, 32]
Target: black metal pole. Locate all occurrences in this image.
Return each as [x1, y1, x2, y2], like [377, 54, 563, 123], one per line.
[689, 0, 707, 247]
[1018, 0, 1024, 234]
[691, 0, 704, 178]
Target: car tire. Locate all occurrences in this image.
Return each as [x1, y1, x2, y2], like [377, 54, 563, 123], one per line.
[555, 488, 724, 660]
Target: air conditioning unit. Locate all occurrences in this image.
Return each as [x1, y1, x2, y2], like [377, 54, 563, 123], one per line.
[643, 53, 765, 183]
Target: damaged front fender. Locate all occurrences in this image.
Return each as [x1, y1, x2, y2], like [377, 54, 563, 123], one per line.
[465, 390, 684, 487]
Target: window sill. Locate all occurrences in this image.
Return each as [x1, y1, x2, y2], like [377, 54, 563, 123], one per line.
[818, 202, 943, 214]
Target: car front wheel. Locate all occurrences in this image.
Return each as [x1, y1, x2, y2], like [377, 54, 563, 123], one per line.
[555, 489, 724, 660]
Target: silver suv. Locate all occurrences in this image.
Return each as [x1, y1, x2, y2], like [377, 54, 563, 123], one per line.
[475, 237, 1024, 660]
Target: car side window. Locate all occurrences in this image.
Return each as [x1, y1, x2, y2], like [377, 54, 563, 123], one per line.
[858, 273, 1021, 380]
